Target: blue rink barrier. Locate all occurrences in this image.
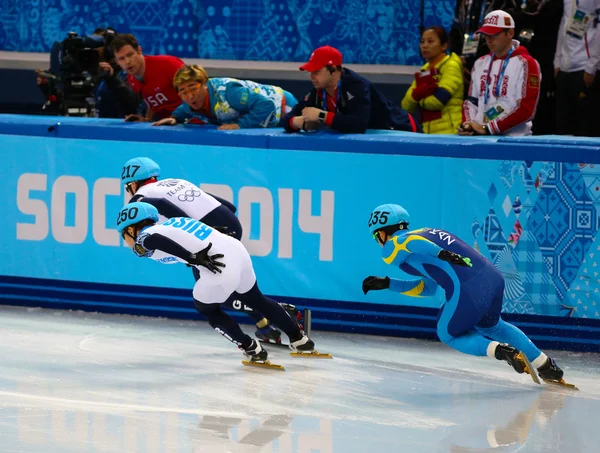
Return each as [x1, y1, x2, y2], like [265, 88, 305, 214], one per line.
[1, 115, 600, 352]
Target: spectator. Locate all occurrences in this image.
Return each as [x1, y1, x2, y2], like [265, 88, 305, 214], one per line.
[282, 46, 421, 134]
[554, 0, 600, 136]
[459, 10, 542, 136]
[517, 0, 564, 135]
[450, 1, 520, 95]
[401, 26, 464, 134]
[95, 30, 142, 118]
[152, 65, 297, 129]
[111, 34, 185, 122]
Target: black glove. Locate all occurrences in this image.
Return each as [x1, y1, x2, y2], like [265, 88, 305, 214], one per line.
[188, 243, 226, 274]
[438, 250, 472, 267]
[213, 226, 237, 238]
[362, 276, 390, 295]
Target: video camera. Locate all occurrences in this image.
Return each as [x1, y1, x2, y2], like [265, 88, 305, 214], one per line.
[41, 30, 117, 117]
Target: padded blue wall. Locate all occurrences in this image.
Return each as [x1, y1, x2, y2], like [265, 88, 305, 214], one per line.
[0, 0, 454, 65]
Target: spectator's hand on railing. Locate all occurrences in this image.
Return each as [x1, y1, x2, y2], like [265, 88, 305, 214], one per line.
[217, 123, 240, 130]
[458, 122, 485, 136]
[302, 107, 324, 122]
[125, 114, 147, 122]
[291, 116, 305, 130]
[151, 117, 177, 126]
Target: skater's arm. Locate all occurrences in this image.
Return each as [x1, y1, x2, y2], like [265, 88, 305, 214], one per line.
[136, 231, 196, 261]
[389, 277, 437, 297]
[138, 232, 226, 273]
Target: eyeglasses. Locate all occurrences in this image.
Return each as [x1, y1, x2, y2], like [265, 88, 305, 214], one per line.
[125, 182, 136, 195]
[178, 83, 202, 98]
[373, 231, 383, 245]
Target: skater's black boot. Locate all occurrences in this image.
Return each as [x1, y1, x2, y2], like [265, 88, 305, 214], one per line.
[241, 340, 268, 362]
[494, 343, 526, 374]
[255, 323, 282, 344]
[289, 333, 314, 353]
[537, 357, 564, 381]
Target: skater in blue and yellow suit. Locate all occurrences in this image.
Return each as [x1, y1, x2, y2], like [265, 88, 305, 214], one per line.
[363, 203, 565, 383]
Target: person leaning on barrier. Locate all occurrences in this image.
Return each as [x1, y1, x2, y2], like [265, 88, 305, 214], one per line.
[282, 46, 421, 134]
[401, 26, 464, 134]
[152, 65, 297, 129]
[111, 33, 185, 122]
[95, 30, 143, 118]
[459, 10, 542, 136]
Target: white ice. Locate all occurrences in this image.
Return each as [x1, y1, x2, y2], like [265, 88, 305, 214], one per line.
[1, 305, 599, 453]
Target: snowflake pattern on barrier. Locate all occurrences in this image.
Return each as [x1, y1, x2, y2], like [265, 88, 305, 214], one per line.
[528, 163, 597, 307]
[0, 0, 455, 65]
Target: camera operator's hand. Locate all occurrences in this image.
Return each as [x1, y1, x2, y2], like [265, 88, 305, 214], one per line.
[99, 62, 114, 77]
[35, 69, 49, 85]
[124, 114, 147, 122]
[152, 117, 177, 126]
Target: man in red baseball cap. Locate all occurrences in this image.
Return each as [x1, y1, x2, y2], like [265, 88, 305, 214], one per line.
[299, 46, 343, 72]
[459, 10, 541, 136]
[283, 45, 421, 134]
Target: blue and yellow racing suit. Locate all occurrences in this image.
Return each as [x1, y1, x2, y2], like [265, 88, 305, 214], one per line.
[383, 227, 543, 362]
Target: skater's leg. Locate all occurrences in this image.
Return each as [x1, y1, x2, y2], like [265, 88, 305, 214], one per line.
[193, 299, 254, 349]
[233, 283, 302, 339]
[436, 278, 494, 357]
[475, 277, 547, 367]
[192, 259, 274, 330]
[191, 261, 254, 351]
[476, 319, 547, 368]
[233, 244, 311, 351]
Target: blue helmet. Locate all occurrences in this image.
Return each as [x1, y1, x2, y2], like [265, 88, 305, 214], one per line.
[116, 202, 159, 234]
[121, 157, 161, 185]
[368, 204, 410, 236]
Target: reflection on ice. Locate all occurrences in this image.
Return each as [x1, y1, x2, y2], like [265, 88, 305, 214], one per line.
[0, 306, 599, 453]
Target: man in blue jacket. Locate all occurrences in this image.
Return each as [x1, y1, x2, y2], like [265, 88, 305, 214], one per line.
[282, 46, 421, 134]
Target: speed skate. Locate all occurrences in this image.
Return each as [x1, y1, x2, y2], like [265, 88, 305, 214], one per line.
[242, 358, 286, 371]
[517, 352, 579, 390]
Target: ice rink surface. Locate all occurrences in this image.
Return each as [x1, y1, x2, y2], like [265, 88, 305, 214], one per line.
[1, 306, 599, 453]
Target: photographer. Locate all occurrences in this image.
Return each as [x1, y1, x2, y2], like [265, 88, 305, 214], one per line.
[36, 29, 141, 118]
[95, 31, 142, 118]
[111, 34, 185, 122]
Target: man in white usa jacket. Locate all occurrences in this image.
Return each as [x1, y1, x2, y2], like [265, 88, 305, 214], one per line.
[459, 10, 542, 136]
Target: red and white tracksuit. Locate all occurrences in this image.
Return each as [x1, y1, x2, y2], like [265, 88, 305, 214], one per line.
[463, 40, 541, 136]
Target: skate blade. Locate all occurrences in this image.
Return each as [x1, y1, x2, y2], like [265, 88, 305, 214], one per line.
[516, 352, 542, 385]
[542, 379, 579, 391]
[290, 350, 333, 359]
[242, 360, 285, 371]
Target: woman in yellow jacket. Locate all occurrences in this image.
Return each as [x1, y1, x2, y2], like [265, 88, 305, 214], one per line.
[402, 26, 464, 134]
